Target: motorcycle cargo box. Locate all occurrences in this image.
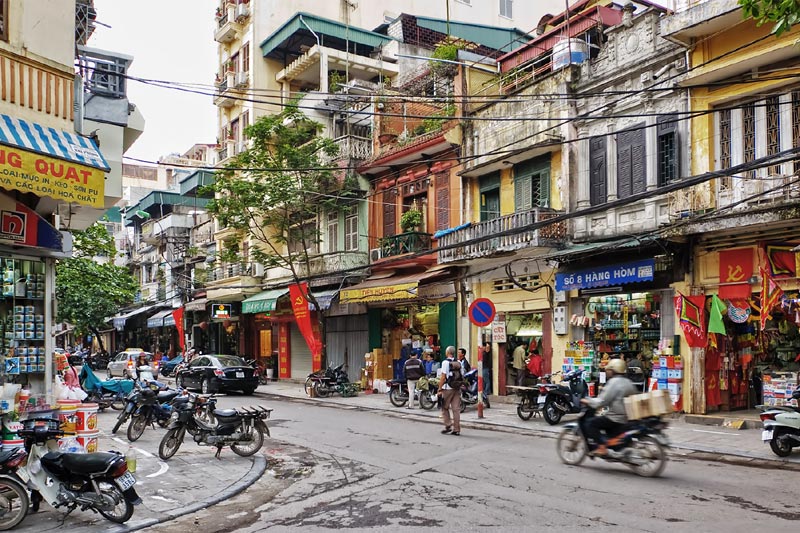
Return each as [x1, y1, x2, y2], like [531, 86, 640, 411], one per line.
[624, 390, 673, 420]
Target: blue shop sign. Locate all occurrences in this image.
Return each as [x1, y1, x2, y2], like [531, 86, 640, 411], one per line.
[555, 259, 655, 291]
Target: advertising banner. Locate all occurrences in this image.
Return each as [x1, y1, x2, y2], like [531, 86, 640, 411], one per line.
[289, 282, 322, 361]
[555, 259, 655, 291]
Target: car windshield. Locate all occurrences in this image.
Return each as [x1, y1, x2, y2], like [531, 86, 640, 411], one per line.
[214, 355, 246, 368]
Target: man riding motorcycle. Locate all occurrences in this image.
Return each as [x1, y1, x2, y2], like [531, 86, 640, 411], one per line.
[579, 358, 636, 456]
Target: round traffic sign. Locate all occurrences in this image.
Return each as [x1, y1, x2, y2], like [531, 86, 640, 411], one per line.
[469, 298, 496, 327]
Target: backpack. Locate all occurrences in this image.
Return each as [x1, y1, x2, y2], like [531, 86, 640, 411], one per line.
[446, 359, 464, 389]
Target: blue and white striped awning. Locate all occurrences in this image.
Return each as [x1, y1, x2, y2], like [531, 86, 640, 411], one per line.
[0, 113, 109, 171]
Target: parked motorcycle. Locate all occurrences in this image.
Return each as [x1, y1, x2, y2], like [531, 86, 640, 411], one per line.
[126, 384, 181, 442]
[556, 407, 669, 477]
[310, 364, 358, 397]
[79, 365, 133, 411]
[0, 447, 31, 530]
[759, 387, 800, 457]
[85, 351, 110, 371]
[459, 369, 490, 413]
[387, 374, 437, 410]
[514, 373, 555, 420]
[158, 394, 271, 460]
[539, 369, 588, 425]
[16, 418, 141, 523]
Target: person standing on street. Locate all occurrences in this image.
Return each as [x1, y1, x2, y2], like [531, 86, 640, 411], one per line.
[438, 346, 463, 436]
[457, 348, 471, 373]
[403, 350, 426, 409]
[512, 338, 527, 386]
[481, 342, 493, 396]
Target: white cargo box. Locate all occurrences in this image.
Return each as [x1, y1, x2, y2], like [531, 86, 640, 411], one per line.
[624, 389, 673, 420]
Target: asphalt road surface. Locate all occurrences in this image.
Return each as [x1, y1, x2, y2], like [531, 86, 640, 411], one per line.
[144, 394, 799, 533]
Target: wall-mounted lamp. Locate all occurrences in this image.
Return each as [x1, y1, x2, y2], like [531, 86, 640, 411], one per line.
[134, 210, 151, 220]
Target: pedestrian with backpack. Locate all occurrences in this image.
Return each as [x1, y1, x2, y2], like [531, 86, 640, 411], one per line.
[403, 349, 426, 409]
[438, 346, 463, 436]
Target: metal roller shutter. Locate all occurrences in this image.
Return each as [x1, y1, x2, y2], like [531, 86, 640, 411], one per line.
[325, 315, 369, 382]
[290, 323, 313, 380]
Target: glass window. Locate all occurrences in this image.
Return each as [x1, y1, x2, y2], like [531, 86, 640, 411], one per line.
[499, 0, 512, 18]
[766, 95, 781, 175]
[216, 355, 246, 367]
[657, 114, 679, 186]
[327, 211, 339, 253]
[345, 207, 358, 251]
[742, 102, 756, 179]
[718, 108, 732, 191]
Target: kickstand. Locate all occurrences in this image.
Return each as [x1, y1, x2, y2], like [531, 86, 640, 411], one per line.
[214, 445, 223, 459]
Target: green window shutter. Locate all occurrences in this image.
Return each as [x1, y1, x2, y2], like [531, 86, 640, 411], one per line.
[514, 173, 532, 212]
[538, 169, 551, 208]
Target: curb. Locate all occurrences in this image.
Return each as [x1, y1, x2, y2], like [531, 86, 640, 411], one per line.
[106, 453, 268, 533]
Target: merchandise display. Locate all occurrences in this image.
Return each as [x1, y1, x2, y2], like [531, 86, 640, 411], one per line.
[1, 258, 46, 379]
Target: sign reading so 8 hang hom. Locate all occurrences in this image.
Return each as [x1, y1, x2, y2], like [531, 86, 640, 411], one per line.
[555, 259, 655, 292]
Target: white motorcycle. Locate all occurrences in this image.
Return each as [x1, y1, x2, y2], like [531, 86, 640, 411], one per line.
[16, 418, 141, 524]
[759, 387, 800, 457]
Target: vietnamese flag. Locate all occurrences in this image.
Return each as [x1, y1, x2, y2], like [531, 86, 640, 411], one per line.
[718, 248, 752, 299]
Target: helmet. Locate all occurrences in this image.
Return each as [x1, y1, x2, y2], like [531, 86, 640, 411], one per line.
[606, 358, 627, 374]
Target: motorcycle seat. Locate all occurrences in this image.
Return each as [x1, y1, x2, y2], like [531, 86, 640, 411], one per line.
[42, 451, 119, 475]
[157, 390, 180, 403]
[213, 408, 238, 417]
[0, 447, 21, 463]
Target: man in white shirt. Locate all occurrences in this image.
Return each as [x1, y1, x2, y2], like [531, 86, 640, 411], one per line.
[438, 346, 462, 436]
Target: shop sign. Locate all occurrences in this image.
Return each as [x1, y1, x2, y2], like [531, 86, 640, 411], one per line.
[211, 304, 232, 319]
[0, 193, 62, 250]
[340, 282, 417, 303]
[555, 259, 655, 291]
[491, 321, 506, 343]
[0, 148, 105, 208]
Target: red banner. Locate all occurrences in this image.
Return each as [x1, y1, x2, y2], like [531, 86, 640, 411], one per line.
[278, 322, 290, 379]
[763, 243, 797, 278]
[718, 248, 752, 299]
[289, 283, 322, 367]
[674, 293, 706, 348]
[172, 308, 185, 351]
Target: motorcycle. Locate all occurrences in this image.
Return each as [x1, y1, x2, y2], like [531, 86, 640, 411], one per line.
[158, 394, 271, 460]
[0, 447, 31, 530]
[126, 383, 181, 442]
[759, 387, 800, 457]
[85, 351, 110, 371]
[79, 365, 133, 411]
[459, 369, 490, 413]
[539, 368, 588, 425]
[387, 374, 437, 410]
[556, 407, 669, 477]
[16, 418, 141, 524]
[309, 364, 358, 398]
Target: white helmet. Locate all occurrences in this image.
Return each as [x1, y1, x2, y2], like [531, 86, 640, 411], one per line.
[606, 358, 626, 374]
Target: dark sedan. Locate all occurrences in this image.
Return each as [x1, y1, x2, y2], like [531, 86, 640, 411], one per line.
[176, 354, 258, 395]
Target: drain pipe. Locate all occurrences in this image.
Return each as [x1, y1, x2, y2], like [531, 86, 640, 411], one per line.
[299, 15, 320, 47]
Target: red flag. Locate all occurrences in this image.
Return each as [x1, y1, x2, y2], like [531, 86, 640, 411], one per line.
[759, 266, 784, 330]
[289, 283, 323, 370]
[172, 308, 185, 351]
[674, 293, 707, 348]
[763, 243, 797, 278]
[718, 248, 753, 299]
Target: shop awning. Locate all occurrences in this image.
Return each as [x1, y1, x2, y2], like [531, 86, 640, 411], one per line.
[310, 288, 339, 310]
[112, 305, 158, 330]
[242, 288, 288, 314]
[0, 113, 109, 208]
[184, 298, 208, 312]
[339, 269, 447, 304]
[163, 310, 176, 327]
[146, 309, 174, 328]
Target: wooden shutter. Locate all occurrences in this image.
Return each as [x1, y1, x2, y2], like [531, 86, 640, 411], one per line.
[538, 169, 551, 208]
[589, 136, 607, 205]
[514, 174, 532, 212]
[631, 126, 646, 194]
[383, 192, 396, 237]
[436, 185, 449, 230]
[617, 129, 633, 199]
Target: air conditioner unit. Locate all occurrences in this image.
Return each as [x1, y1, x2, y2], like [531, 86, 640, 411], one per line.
[236, 141, 247, 154]
[250, 263, 265, 277]
[369, 248, 382, 263]
[236, 4, 250, 20]
[234, 71, 248, 87]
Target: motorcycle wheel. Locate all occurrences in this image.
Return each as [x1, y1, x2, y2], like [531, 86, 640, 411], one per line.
[158, 427, 185, 460]
[0, 475, 29, 530]
[231, 423, 265, 457]
[556, 427, 587, 466]
[543, 398, 566, 425]
[157, 416, 170, 428]
[629, 436, 667, 478]
[389, 387, 407, 407]
[517, 399, 534, 421]
[419, 391, 435, 410]
[127, 414, 147, 442]
[304, 376, 313, 395]
[95, 481, 133, 524]
[314, 381, 331, 398]
[770, 432, 793, 457]
[110, 394, 125, 411]
[112, 411, 129, 434]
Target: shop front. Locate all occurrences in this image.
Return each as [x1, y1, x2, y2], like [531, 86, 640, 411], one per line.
[325, 297, 369, 383]
[208, 303, 241, 356]
[145, 308, 179, 355]
[183, 297, 209, 353]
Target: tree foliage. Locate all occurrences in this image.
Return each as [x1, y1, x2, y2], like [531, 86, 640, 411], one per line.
[740, 0, 800, 36]
[55, 222, 138, 350]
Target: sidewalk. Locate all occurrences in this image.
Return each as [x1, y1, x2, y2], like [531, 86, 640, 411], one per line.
[255, 380, 800, 468]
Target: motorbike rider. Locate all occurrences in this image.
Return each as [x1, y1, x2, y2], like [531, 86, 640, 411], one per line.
[579, 358, 636, 456]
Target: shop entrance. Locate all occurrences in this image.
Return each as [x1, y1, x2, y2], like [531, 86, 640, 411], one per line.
[504, 312, 551, 391]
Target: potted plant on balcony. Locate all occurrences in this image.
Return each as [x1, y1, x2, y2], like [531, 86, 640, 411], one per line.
[215, 7, 223, 19]
[400, 208, 423, 233]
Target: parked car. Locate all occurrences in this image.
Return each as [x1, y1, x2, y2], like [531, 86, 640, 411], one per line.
[107, 350, 153, 379]
[159, 355, 183, 377]
[176, 354, 258, 395]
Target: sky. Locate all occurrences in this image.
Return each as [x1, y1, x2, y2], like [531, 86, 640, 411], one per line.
[89, 0, 218, 163]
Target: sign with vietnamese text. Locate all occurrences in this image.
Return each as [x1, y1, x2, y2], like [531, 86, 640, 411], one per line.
[211, 304, 231, 319]
[491, 321, 506, 343]
[555, 259, 655, 291]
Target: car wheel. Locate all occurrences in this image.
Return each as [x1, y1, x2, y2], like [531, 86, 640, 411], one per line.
[177, 374, 187, 389]
[106, 369, 112, 379]
[201, 378, 217, 395]
[242, 387, 256, 396]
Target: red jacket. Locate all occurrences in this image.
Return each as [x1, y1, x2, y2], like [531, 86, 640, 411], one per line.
[527, 355, 543, 377]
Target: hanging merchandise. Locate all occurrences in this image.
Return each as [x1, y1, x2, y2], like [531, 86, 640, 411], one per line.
[728, 301, 751, 323]
[674, 293, 706, 348]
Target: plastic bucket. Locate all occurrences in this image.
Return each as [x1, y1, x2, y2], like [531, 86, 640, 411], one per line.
[75, 403, 99, 432]
[57, 399, 80, 433]
[1, 439, 23, 451]
[76, 430, 99, 453]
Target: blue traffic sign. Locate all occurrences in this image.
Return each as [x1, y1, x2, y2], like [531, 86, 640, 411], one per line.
[469, 298, 496, 327]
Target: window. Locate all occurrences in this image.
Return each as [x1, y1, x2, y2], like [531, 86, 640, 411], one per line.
[435, 172, 449, 231]
[718, 108, 732, 191]
[345, 207, 358, 251]
[766, 95, 781, 175]
[288, 220, 317, 255]
[231, 53, 240, 72]
[514, 157, 550, 212]
[742, 102, 756, 179]
[616, 124, 646, 198]
[657, 114, 679, 186]
[240, 111, 249, 142]
[793, 92, 800, 174]
[589, 136, 607, 205]
[0, 1, 8, 42]
[327, 211, 339, 253]
[499, 0, 512, 18]
[241, 42, 250, 72]
[382, 191, 396, 237]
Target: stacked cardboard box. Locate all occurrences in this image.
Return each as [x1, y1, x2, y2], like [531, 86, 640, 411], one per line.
[763, 373, 798, 407]
[371, 348, 394, 381]
[624, 390, 674, 420]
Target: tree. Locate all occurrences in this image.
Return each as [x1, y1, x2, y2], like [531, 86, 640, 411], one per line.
[55, 222, 139, 351]
[206, 103, 355, 368]
[740, 0, 800, 36]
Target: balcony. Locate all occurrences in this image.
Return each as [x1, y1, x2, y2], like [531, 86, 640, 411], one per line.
[322, 135, 372, 164]
[297, 251, 369, 278]
[140, 215, 193, 245]
[437, 209, 567, 264]
[380, 231, 432, 259]
[206, 262, 263, 283]
[660, 0, 740, 45]
[214, 5, 240, 43]
[213, 73, 237, 108]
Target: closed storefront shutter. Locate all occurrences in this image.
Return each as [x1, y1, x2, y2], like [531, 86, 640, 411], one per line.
[325, 315, 369, 382]
[290, 322, 313, 380]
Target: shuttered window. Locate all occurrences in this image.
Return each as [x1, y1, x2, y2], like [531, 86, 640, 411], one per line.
[657, 114, 679, 186]
[327, 211, 339, 253]
[514, 157, 550, 212]
[435, 172, 449, 230]
[382, 192, 396, 237]
[345, 207, 358, 251]
[617, 124, 646, 198]
[589, 136, 607, 205]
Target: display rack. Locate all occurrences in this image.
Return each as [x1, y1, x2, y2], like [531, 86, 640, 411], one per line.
[1, 258, 46, 380]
